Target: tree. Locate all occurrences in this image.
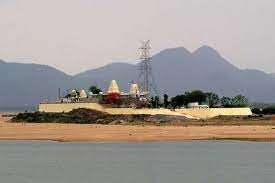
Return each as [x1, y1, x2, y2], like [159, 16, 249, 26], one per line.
[220, 95, 248, 108]
[220, 97, 232, 108]
[184, 90, 207, 105]
[89, 85, 102, 94]
[164, 94, 169, 108]
[150, 97, 155, 108]
[171, 95, 186, 109]
[206, 92, 219, 108]
[155, 96, 160, 108]
[232, 95, 248, 107]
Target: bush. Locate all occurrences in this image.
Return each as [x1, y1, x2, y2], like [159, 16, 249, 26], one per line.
[251, 108, 262, 115]
[11, 108, 128, 124]
[262, 107, 275, 115]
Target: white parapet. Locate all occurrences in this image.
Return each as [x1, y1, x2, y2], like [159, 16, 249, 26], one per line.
[39, 103, 104, 113]
[175, 108, 252, 119]
[39, 103, 252, 119]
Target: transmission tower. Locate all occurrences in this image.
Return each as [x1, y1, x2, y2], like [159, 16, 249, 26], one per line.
[138, 40, 159, 97]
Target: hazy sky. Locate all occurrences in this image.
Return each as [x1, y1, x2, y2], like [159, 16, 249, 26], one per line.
[0, 0, 274, 75]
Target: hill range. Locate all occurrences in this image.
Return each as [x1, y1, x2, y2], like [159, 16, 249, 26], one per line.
[1, 46, 275, 107]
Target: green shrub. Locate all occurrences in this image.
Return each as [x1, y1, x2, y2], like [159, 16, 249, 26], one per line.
[262, 107, 275, 115]
[251, 108, 262, 114]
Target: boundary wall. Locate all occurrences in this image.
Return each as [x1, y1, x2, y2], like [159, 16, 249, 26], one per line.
[39, 103, 252, 119]
[38, 103, 104, 113]
[176, 108, 252, 119]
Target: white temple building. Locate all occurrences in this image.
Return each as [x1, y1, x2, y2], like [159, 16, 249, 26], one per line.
[108, 80, 120, 94]
[79, 90, 87, 98]
[129, 83, 140, 95]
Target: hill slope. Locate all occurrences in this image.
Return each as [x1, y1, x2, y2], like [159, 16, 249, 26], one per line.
[75, 46, 275, 102]
[0, 61, 72, 107]
[1, 46, 275, 107]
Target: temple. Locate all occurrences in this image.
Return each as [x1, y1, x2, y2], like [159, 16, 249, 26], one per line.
[57, 80, 148, 108]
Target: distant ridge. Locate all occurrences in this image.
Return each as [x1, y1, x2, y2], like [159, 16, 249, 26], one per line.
[1, 45, 275, 107]
[75, 46, 275, 103]
[0, 62, 72, 107]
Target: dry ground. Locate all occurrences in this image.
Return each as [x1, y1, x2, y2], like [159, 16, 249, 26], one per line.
[1, 112, 275, 142]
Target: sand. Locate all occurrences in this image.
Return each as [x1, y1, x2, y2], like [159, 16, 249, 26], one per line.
[1, 113, 275, 142]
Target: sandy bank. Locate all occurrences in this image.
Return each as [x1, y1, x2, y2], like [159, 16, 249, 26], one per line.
[1, 113, 275, 142]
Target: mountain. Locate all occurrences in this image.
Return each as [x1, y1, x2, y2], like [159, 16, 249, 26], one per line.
[1, 46, 275, 107]
[76, 46, 275, 103]
[0, 61, 72, 107]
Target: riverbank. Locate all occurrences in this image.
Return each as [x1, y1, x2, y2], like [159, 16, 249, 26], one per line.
[1, 112, 275, 142]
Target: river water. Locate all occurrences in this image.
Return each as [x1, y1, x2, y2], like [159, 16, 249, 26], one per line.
[0, 141, 274, 183]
